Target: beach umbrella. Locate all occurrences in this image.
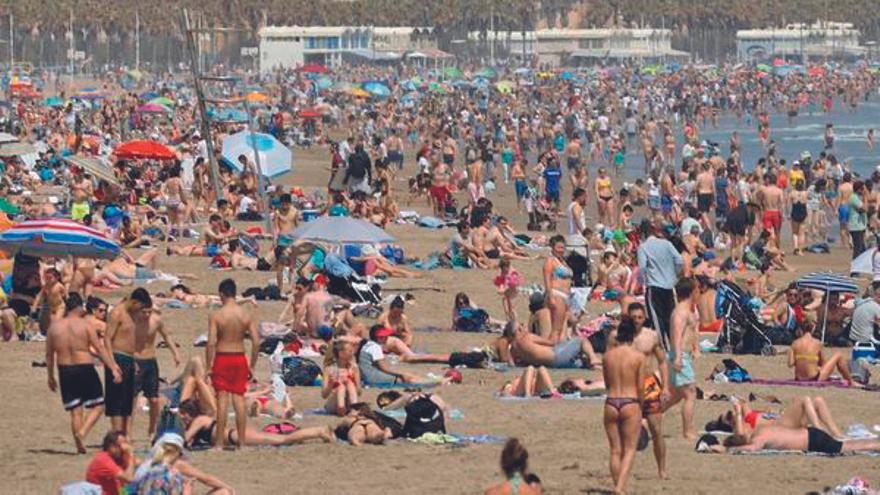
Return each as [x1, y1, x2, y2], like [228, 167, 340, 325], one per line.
[221, 130, 292, 178]
[474, 67, 496, 79]
[0, 142, 36, 157]
[443, 67, 463, 79]
[349, 88, 371, 99]
[208, 108, 249, 123]
[756, 63, 772, 72]
[298, 108, 322, 119]
[315, 76, 333, 90]
[298, 63, 329, 74]
[45, 96, 64, 108]
[850, 248, 878, 276]
[136, 103, 171, 114]
[245, 92, 270, 104]
[148, 96, 175, 108]
[363, 82, 390, 98]
[287, 216, 394, 245]
[114, 140, 177, 160]
[796, 272, 859, 343]
[0, 219, 121, 259]
[400, 79, 416, 92]
[0, 197, 19, 216]
[495, 80, 515, 94]
[64, 156, 119, 185]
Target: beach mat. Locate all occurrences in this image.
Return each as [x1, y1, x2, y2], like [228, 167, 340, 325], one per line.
[741, 378, 852, 389]
[304, 407, 464, 420]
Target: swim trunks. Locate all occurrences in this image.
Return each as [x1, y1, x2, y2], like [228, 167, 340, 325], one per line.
[762, 209, 782, 232]
[211, 352, 249, 395]
[697, 193, 713, 213]
[551, 338, 583, 368]
[667, 350, 695, 387]
[70, 202, 91, 221]
[807, 426, 843, 454]
[134, 266, 156, 280]
[105, 352, 135, 417]
[205, 244, 221, 257]
[700, 319, 724, 333]
[59, 364, 104, 410]
[134, 357, 160, 399]
[838, 204, 850, 224]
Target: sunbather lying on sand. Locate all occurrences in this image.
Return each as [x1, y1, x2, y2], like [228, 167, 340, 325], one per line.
[709, 395, 845, 440]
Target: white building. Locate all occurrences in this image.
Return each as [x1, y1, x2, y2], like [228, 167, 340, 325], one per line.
[736, 22, 864, 61]
[258, 26, 372, 72]
[258, 26, 441, 72]
[468, 28, 689, 66]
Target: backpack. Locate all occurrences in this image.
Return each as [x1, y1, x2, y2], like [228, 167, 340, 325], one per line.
[454, 307, 489, 332]
[721, 358, 752, 383]
[281, 356, 322, 386]
[448, 351, 488, 369]
[403, 395, 446, 439]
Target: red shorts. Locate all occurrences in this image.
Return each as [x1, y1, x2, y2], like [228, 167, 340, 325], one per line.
[430, 186, 449, 204]
[700, 318, 724, 333]
[762, 209, 782, 232]
[211, 352, 249, 395]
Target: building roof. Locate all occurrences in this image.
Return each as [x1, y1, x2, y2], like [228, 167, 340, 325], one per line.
[347, 48, 402, 61]
[468, 28, 671, 42]
[372, 27, 434, 36]
[737, 27, 860, 40]
[569, 47, 690, 59]
[259, 26, 372, 37]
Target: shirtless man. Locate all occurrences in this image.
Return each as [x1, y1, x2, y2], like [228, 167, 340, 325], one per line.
[695, 162, 715, 218]
[664, 277, 700, 440]
[105, 288, 153, 435]
[759, 173, 785, 249]
[609, 303, 670, 480]
[510, 322, 601, 368]
[36, 267, 66, 334]
[46, 293, 121, 453]
[167, 214, 231, 257]
[131, 301, 181, 440]
[378, 296, 413, 346]
[836, 173, 854, 249]
[602, 318, 646, 495]
[696, 276, 722, 333]
[299, 275, 335, 339]
[70, 170, 94, 221]
[272, 194, 299, 247]
[207, 278, 260, 450]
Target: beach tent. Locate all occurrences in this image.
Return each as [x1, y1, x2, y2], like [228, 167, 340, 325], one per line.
[221, 130, 292, 178]
[795, 272, 859, 343]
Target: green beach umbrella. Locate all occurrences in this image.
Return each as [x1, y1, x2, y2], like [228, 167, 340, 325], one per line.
[443, 67, 463, 79]
[148, 96, 175, 108]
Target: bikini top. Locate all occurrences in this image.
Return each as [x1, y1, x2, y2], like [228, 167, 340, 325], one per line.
[552, 262, 573, 280]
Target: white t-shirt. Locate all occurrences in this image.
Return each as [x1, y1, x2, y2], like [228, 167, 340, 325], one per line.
[239, 196, 255, 214]
[361, 340, 384, 364]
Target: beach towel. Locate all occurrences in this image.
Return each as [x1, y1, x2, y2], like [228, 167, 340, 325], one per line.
[60, 482, 102, 495]
[364, 381, 440, 390]
[417, 216, 444, 228]
[730, 449, 880, 457]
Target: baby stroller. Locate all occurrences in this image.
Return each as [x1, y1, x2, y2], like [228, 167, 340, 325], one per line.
[526, 190, 557, 231]
[715, 280, 775, 355]
[326, 272, 383, 318]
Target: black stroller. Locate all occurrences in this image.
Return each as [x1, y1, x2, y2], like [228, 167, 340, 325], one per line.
[715, 280, 776, 355]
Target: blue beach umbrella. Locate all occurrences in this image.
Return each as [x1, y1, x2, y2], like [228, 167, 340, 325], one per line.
[221, 130, 292, 178]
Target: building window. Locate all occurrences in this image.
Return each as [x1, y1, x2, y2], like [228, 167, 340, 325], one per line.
[328, 37, 339, 49]
[342, 35, 349, 49]
[306, 37, 317, 49]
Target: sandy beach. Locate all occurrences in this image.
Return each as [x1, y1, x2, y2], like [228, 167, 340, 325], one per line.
[3, 143, 879, 495]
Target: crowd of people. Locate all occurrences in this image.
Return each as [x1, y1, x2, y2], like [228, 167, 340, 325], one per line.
[1, 56, 880, 494]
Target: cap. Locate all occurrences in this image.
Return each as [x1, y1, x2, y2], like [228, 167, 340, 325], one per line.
[444, 369, 463, 384]
[312, 274, 328, 286]
[374, 327, 394, 339]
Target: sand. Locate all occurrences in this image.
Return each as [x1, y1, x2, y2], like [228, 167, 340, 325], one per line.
[3, 145, 880, 494]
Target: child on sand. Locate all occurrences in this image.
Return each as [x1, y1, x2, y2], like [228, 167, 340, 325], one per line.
[494, 259, 521, 322]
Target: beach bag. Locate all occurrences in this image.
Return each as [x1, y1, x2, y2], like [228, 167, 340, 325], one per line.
[281, 356, 321, 386]
[403, 396, 446, 439]
[454, 307, 489, 332]
[448, 351, 488, 369]
[721, 358, 751, 383]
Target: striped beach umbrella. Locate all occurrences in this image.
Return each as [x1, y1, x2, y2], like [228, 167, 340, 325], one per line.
[796, 272, 859, 343]
[0, 219, 121, 259]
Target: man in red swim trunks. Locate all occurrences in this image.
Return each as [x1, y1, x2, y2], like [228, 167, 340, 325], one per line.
[759, 173, 784, 248]
[207, 278, 260, 449]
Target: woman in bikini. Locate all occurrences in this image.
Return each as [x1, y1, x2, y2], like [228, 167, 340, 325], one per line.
[602, 318, 645, 495]
[336, 402, 393, 446]
[178, 399, 333, 449]
[595, 167, 616, 229]
[788, 319, 857, 385]
[499, 365, 556, 398]
[542, 235, 573, 343]
[322, 340, 361, 416]
[788, 180, 809, 255]
[713, 395, 845, 441]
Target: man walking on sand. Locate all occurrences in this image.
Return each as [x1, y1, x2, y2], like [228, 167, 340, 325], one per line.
[207, 278, 260, 450]
[105, 287, 153, 436]
[46, 292, 121, 453]
[664, 278, 700, 440]
[132, 297, 181, 441]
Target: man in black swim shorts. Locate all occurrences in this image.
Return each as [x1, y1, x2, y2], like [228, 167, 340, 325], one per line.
[46, 293, 121, 453]
[806, 426, 843, 454]
[132, 300, 180, 439]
